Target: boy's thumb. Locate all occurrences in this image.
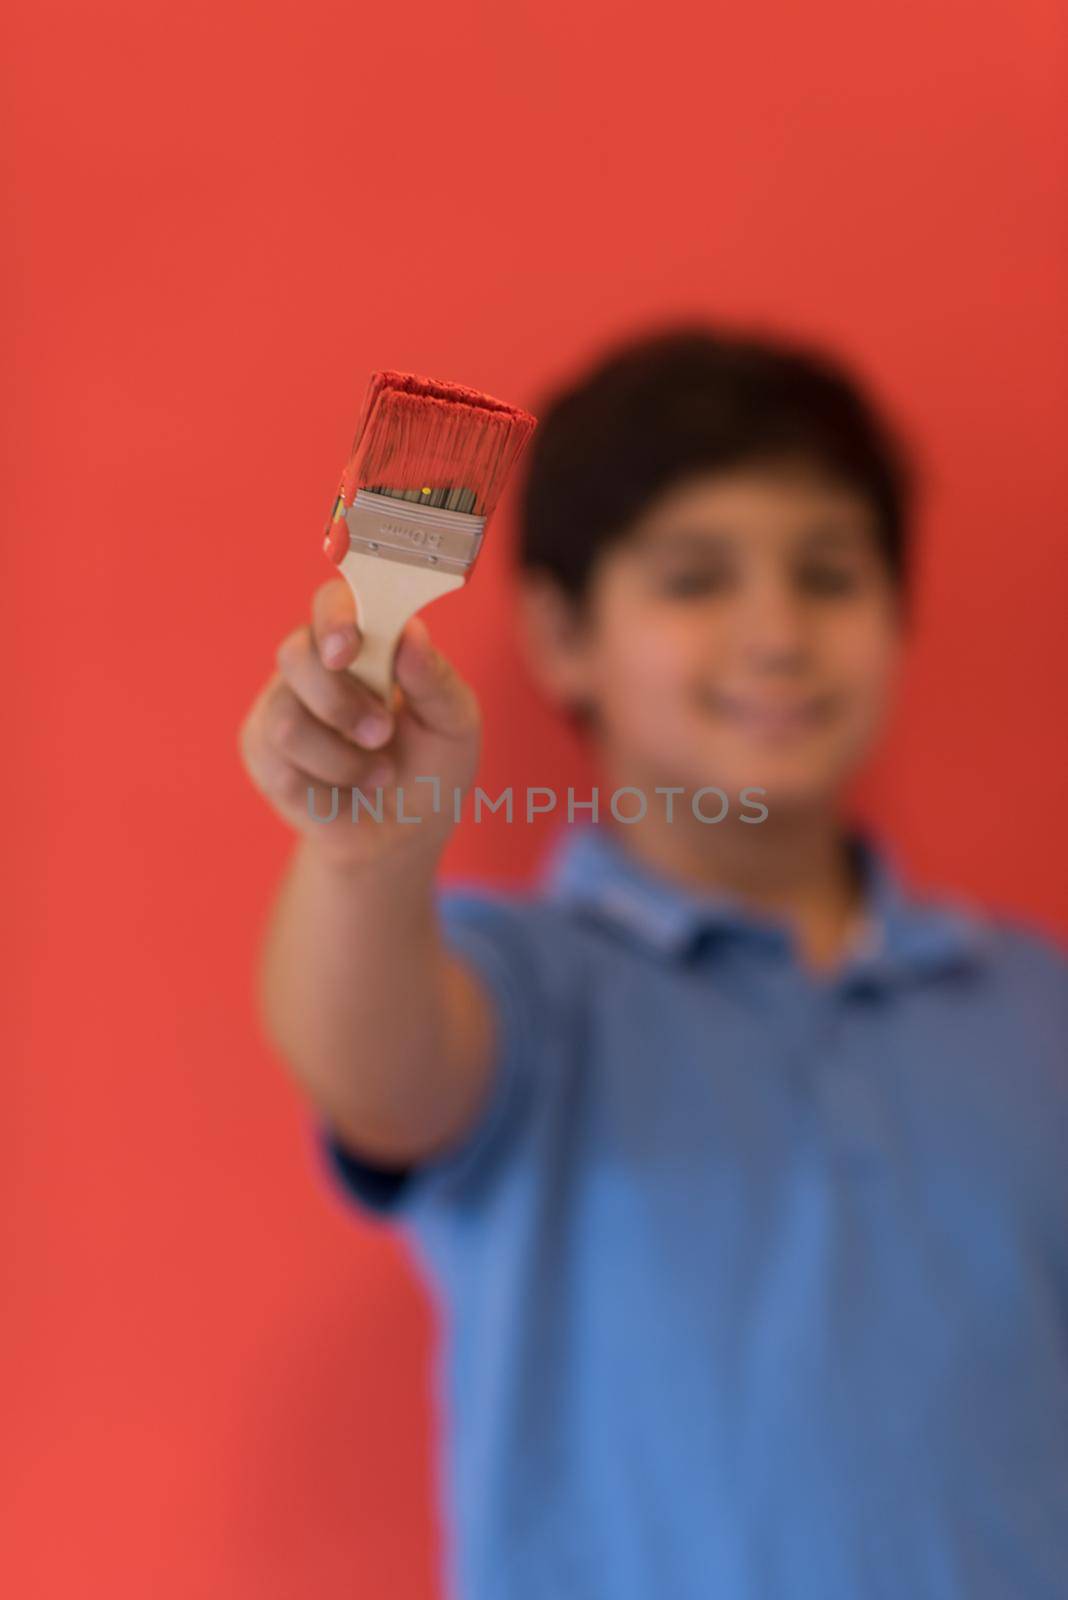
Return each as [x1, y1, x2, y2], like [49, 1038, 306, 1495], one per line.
[393, 615, 479, 738]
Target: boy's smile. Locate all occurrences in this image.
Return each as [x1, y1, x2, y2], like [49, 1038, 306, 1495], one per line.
[695, 687, 839, 738]
[521, 461, 903, 815]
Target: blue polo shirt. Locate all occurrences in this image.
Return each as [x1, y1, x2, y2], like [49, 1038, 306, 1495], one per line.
[314, 821, 1068, 1600]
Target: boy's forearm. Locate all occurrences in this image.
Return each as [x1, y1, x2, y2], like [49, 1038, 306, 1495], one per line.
[257, 833, 482, 1160]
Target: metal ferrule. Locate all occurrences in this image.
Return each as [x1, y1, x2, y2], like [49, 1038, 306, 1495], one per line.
[343, 489, 486, 578]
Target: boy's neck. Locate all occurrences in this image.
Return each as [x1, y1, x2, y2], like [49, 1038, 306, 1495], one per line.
[599, 804, 867, 976]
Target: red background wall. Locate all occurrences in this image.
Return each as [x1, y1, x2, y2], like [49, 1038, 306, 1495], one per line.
[6, 2, 1067, 1594]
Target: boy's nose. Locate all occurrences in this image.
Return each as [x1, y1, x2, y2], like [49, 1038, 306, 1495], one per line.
[734, 582, 811, 668]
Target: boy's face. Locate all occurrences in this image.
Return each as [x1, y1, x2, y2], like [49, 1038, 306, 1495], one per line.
[521, 463, 904, 813]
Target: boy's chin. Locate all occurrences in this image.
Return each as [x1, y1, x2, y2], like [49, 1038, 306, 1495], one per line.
[668, 750, 843, 815]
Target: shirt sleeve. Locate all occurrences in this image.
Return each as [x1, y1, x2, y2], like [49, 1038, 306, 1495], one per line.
[311, 882, 546, 1224]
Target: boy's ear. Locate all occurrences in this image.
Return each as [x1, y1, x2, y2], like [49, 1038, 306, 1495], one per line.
[515, 570, 595, 712]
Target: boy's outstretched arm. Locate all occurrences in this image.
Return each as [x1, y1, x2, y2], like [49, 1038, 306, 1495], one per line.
[239, 578, 496, 1168]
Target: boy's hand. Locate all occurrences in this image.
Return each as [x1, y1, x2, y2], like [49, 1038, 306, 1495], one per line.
[238, 577, 482, 867]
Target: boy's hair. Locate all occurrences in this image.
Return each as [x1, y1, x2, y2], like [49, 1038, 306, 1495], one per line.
[516, 320, 916, 610]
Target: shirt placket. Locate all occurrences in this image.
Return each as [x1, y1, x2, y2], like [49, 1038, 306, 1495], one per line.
[767, 953, 890, 1175]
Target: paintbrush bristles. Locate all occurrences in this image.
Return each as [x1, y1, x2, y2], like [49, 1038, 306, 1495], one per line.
[341, 371, 537, 521]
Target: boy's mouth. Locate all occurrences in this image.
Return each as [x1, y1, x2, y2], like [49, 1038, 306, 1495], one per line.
[709, 692, 835, 737]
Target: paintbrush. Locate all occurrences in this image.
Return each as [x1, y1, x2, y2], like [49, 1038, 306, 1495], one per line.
[322, 370, 537, 702]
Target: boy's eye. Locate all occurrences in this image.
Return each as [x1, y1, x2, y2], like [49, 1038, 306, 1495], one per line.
[658, 568, 732, 598]
[798, 565, 861, 595]
[650, 560, 866, 599]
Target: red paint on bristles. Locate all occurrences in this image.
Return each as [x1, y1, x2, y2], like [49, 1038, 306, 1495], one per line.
[339, 370, 537, 521]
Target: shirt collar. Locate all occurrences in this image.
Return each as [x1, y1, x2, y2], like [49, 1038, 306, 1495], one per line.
[537, 821, 990, 990]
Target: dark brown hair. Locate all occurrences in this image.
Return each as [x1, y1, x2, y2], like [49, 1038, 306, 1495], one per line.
[516, 320, 916, 610]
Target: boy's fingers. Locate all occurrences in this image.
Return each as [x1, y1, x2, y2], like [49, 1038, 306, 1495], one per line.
[275, 630, 393, 747]
[263, 682, 394, 788]
[311, 578, 362, 669]
[242, 736, 339, 824]
[393, 615, 480, 739]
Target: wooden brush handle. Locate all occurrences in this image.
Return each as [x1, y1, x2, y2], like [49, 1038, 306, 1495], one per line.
[337, 547, 465, 703]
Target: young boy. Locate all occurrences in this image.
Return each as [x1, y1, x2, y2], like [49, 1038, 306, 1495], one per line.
[239, 325, 1068, 1599]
